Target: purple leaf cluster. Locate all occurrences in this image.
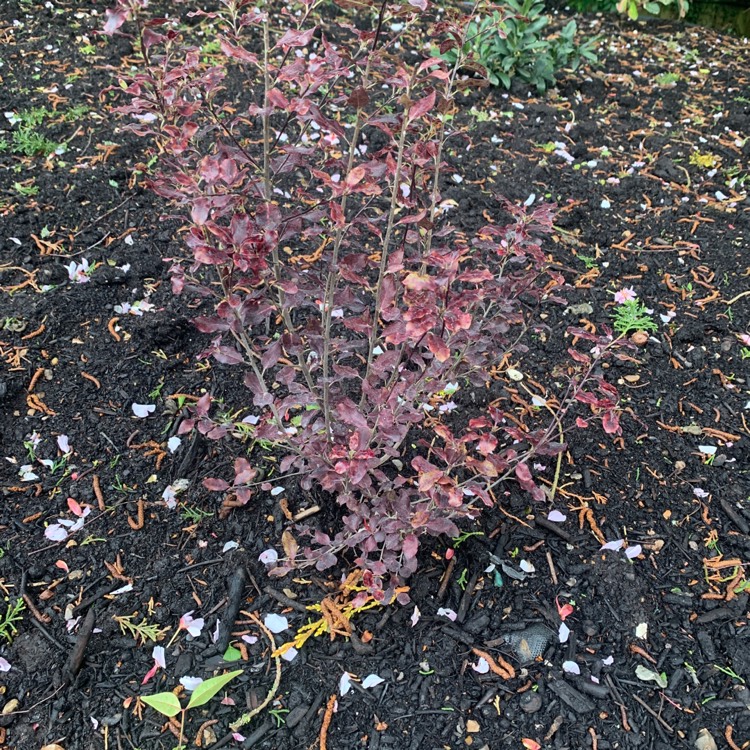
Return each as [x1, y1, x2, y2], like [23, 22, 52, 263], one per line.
[104, 0, 623, 602]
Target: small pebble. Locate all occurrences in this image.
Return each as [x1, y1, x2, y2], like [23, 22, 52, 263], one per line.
[520, 691, 542, 713]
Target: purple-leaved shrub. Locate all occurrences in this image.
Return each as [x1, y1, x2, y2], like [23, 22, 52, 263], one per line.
[103, 0, 622, 602]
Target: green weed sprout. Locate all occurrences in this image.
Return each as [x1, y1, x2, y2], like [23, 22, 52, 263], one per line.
[0, 598, 25, 643]
[611, 299, 658, 335]
[141, 670, 243, 750]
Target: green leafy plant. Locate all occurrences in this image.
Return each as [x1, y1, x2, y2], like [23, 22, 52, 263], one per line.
[616, 0, 689, 20]
[0, 598, 25, 644]
[655, 71, 679, 86]
[611, 299, 658, 335]
[13, 181, 39, 197]
[567, 0, 618, 13]
[141, 670, 243, 749]
[437, 0, 598, 92]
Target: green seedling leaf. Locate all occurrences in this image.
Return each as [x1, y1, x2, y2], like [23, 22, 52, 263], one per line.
[187, 669, 243, 710]
[141, 691, 183, 717]
[223, 644, 242, 662]
[635, 665, 668, 688]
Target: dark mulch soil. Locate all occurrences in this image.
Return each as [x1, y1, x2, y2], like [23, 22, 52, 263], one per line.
[1, 2, 749, 749]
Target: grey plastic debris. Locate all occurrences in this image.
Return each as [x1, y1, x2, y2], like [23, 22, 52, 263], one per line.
[504, 624, 554, 663]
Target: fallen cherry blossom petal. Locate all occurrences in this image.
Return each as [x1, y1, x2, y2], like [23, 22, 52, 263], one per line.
[142, 662, 159, 685]
[180, 676, 204, 692]
[559, 622, 570, 643]
[472, 657, 490, 674]
[625, 545, 642, 559]
[556, 597, 574, 621]
[410, 605, 421, 627]
[57, 434, 70, 453]
[547, 510, 567, 523]
[614, 287, 637, 304]
[45, 524, 69, 542]
[179, 611, 205, 638]
[339, 672, 353, 696]
[222, 541, 239, 553]
[563, 660, 581, 675]
[259, 548, 279, 565]
[362, 674, 384, 689]
[132, 403, 156, 418]
[601, 539, 624, 552]
[167, 436, 182, 453]
[263, 613, 289, 633]
[437, 608, 457, 621]
[281, 647, 298, 662]
[153, 646, 166, 669]
[0, 657, 10, 672]
[242, 634, 258, 645]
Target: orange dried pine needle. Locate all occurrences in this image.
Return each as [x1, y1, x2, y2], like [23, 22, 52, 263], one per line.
[21, 322, 46, 340]
[320, 694, 337, 750]
[81, 371, 101, 389]
[93, 475, 105, 511]
[27, 367, 45, 393]
[471, 647, 516, 679]
[107, 317, 121, 342]
[127, 498, 145, 530]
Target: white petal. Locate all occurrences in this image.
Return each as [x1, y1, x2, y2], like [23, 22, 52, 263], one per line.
[601, 539, 624, 552]
[44, 524, 68, 541]
[180, 676, 204, 692]
[258, 548, 279, 565]
[339, 672, 353, 696]
[0, 657, 11, 672]
[519, 560, 535, 573]
[167, 436, 182, 453]
[563, 660, 580, 675]
[362, 674, 384, 689]
[263, 613, 289, 634]
[222, 541, 239, 553]
[547, 510, 566, 523]
[437, 608, 457, 622]
[57, 434, 70, 453]
[152, 646, 166, 669]
[472, 657, 490, 674]
[410, 605, 421, 627]
[625, 545, 642, 559]
[132, 403, 156, 418]
[281, 647, 298, 662]
[559, 622, 570, 643]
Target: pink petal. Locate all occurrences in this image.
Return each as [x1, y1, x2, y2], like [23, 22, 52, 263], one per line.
[142, 662, 159, 685]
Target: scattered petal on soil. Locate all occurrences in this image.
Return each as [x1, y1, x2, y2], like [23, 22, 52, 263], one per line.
[264, 613, 289, 633]
[131, 403, 156, 418]
[437, 608, 457, 621]
[563, 660, 581, 675]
